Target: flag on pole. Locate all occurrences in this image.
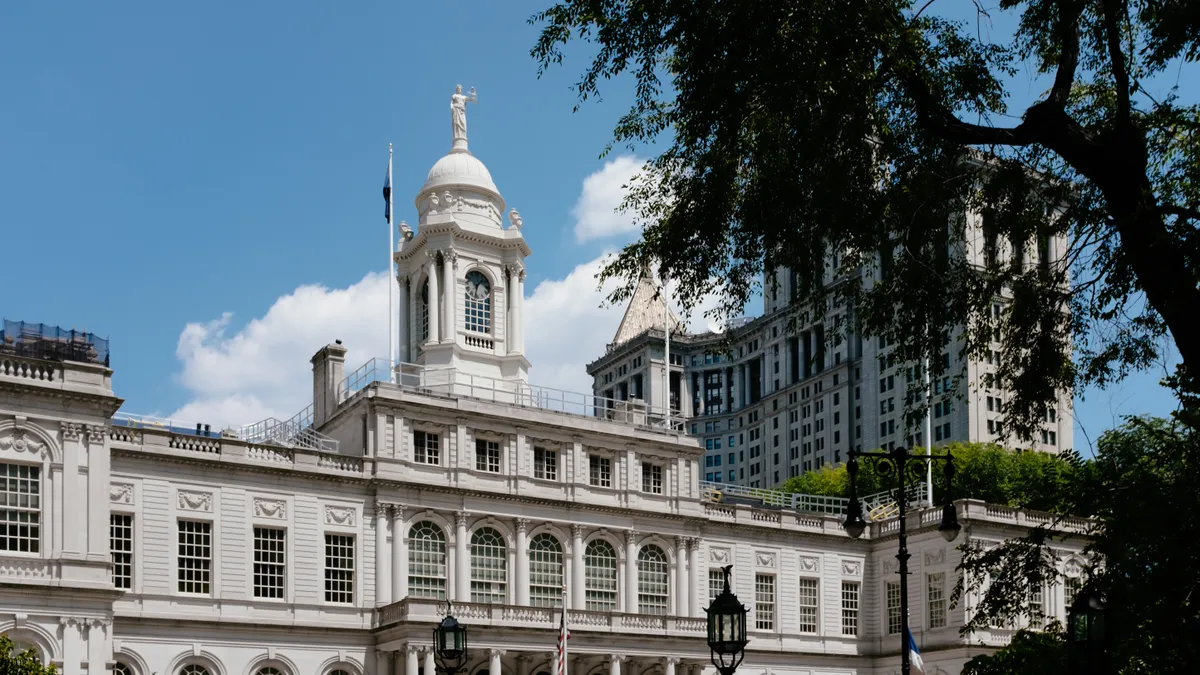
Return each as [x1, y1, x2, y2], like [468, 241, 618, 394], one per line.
[556, 589, 570, 675]
[383, 161, 392, 223]
[907, 628, 925, 675]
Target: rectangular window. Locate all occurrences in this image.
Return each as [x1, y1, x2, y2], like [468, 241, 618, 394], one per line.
[841, 581, 860, 636]
[709, 568, 726, 601]
[798, 577, 819, 633]
[642, 462, 663, 494]
[1, 463, 40, 553]
[110, 513, 133, 589]
[589, 455, 612, 488]
[886, 581, 902, 634]
[1064, 576, 1082, 606]
[1028, 580, 1044, 629]
[253, 527, 286, 599]
[755, 574, 775, 631]
[534, 447, 557, 481]
[413, 430, 440, 465]
[324, 533, 355, 604]
[177, 520, 212, 594]
[928, 572, 946, 628]
[475, 439, 500, 473]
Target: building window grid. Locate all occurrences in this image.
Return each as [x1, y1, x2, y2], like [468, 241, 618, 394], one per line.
[637, 545, 670, 615]
[1, 463, 40, 553]
[253, 526, 286, 599]
[408, 521, 447, 599]
[589, 455, 612, 488]
[110, 513, 133, 589]
[642, 462, 663, 494]
[755, 574, 776, 631]
[180, 666, 210, 675]
[886, 581, 903, 634]
[584, 539, 618, 611]
[529, 533, 564, 608]
[709, 568, 726, 601]
[414, 431, 440, 465]
[470, 527, 507, 603]
[797, 577, 819, 633]
[841, 581, 860, 636]
[928, 572, 946, 629]
[475, 439, 501, 473]
[177, 520, 212, 594]
[464, 271, 492, 334]
[1028, 580, 1045, 629]
[113, 664, 133, 675]
[534, 447, 557, 481]
[324, 533, 355, 604]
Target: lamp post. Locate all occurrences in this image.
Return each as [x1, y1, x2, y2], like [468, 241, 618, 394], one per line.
[705, 565, 749, 675]
[1067, 585, 1107, 674]
[842, 446, 960, 675]
[433, 601, 469, 675]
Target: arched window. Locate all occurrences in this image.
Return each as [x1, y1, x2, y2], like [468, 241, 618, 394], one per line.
[470, 527, 507, 603]
[420, 280, 430, 342]
[256, 668, 284, 675]
[408, 521, 446, 599]
[114, 664, 134, 675]
[328, 670, 352, 675]
[5, 639, 42, 664]
[584, 539, 618, 611]
[637, 545, 669, 615]
[180, 665, 211, 675]
[464, 271, 492, 334]
[528, 533, 563, 607]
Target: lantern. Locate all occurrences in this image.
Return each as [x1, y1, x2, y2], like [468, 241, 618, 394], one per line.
[433, 609, 468, 675]
[705, 565, 749, 675]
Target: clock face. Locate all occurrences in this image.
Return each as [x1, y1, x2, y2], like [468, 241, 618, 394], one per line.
[466, 271, 490, 300]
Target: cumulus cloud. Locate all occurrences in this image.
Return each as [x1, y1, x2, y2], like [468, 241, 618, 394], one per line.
[572, 155, 646, 242]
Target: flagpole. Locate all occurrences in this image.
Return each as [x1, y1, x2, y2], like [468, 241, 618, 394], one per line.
[561, 585, 569, 675]
[387, 143, 396, 383]
[923, 352, 933, 506]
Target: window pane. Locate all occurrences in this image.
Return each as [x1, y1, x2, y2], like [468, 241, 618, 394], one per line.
[254, 527, 286, 599]
[528, 534, 564, 608]
[110, 513, 133, 589]
[797, 578, 818, 633]
[928, 572, 946, 629]
[584, 540, 618, 611]
[755, 574, 775, 631]
[886, 582, 902, 634]
[1, 463, 40, 553]
[470, 527, 507, 603]
[177, 520, 211, 594]
[841, 582, 860, 636]
[324, 533, 355, 603]
[408, 521, 446, 599]
[637, 545, 669, 615]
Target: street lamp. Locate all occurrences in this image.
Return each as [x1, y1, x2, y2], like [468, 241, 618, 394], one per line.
[433, 601, 469, 675]
[1067, 585, 1107, 672]
[843, 446, 960, 675]
[705, 565, 749, 675]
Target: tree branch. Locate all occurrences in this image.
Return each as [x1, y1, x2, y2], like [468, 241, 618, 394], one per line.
[1159, 204, 1200, 222]
[1048, 2, 1083, 105]
[1102, 0, 1133, 126]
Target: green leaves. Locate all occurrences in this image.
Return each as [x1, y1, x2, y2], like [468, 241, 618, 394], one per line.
[0, 636, 56, 675]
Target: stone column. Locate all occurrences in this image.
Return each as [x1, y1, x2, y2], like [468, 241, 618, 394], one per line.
[571, 524, 586, 610]
[515, 268, 525, 353]
[60, 424, 83, 555]
[60, 618, 81, 675]
[489, 649, 504, 675]
[456, 511, 471, 602]
[86, 426, 109, 558]
[398, 277, 410, 363]
[405, 645, 419, 675]
[423, 648, 436, 675]
[516, 518, 530, 606]
[610, 654, 625, 675]
[427, 252, 441, 344]
[625, 530, 639, 614]
[443, 251, 456, 341]
[377, 651, 391, 675]
[86, 619, 106, 675]
[665, 658, 678, 675]
[689, 538, 703, 617]
[550, 651, 560, 675]
[408, 278, 418, 358]
[376, 502, 392, 604]
[392, 505, 407, 602]
[675, 536, 689, 617]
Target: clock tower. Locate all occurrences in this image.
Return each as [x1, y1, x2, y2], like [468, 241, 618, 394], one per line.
[393, 85, 532, 386]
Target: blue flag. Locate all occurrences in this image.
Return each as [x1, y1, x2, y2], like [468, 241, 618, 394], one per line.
[907, 628, 925, 674]
[382, 162, 392, 223]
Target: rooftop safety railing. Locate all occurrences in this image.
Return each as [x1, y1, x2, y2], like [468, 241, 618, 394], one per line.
[1, 319, 110, 366]
[340, 358, 687, 432]
[113, 405, 338, 453]
[699, 479, 926, 521]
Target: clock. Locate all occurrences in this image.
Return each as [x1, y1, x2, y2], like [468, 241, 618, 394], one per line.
[466, 271, 490, 301]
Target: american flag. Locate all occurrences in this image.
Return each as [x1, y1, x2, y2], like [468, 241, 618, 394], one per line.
[556, 588, 570, 675]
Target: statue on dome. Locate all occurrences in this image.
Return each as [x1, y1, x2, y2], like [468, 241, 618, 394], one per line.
[451, 85, 478, 147]
[508, 208, 523, 230]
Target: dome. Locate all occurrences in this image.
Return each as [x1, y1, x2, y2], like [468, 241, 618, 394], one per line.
[418, 150, 500, 198]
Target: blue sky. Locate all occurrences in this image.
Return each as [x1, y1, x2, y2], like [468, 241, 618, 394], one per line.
[0, 0, 1185, 452]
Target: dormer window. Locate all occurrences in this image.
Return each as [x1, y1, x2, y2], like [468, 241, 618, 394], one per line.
[465, 271, 492, 333]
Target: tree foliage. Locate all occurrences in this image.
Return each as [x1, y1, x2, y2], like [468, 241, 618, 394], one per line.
[961, 624, 1070, 675]
[0, 636, 55, 675]
[531, 0, 1200, 437]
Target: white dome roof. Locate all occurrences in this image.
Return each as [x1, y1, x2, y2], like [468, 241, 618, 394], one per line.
[419, 150, 500, 197]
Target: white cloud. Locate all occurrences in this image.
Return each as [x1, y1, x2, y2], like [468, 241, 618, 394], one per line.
[572, 155, 645, 242]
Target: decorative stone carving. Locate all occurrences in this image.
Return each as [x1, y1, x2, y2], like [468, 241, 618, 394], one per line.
[325, 505, 355, 526]
[109, 483, 133, 505]
[755, 551, 776, 567]
[798, 555, 819, 572]
[400, 220, 413, 240]
[925, 548, 945, 565]
[508, 208, 523, 230]
[516, 518, 529, 534]
[177, 490, 212, 512]
[450, 84, 477, 146]
[0, 429, 47, 458]
[625, 530, 639, 545]
[882, 559, 898, 575]
[710, 547, 731, 564]
[86, 425, 107, 444]
[1064, 557, 1084, 578]
[842, 560, 862, 576]
[254, 498, 287, 519]
[447, 250, 458, 269]
[688, 536, 701, 551]
[61, 422, 83, 441]
[571, 524, 585, 539]
[427, 193, 440, 215]
[456, 511, 469, 528]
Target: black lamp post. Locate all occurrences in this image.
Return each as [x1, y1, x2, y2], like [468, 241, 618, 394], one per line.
[705, 565, 749, 675]
[843, 446, 960, 675]
[1067, 586, 1107, 674]
[433, 601, 469, 675]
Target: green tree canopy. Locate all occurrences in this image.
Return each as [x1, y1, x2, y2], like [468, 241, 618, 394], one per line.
[531, 0, 1200, 436]
[0, 636, 55, 675]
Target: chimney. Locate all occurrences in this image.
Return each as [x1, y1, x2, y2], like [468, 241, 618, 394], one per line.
[311, 341, 349, 428]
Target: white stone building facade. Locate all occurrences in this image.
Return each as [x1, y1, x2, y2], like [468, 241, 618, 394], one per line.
[1, 89, 1088, 675]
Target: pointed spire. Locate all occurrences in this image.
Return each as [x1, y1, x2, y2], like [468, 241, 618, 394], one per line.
[611, 268, 684, 346]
